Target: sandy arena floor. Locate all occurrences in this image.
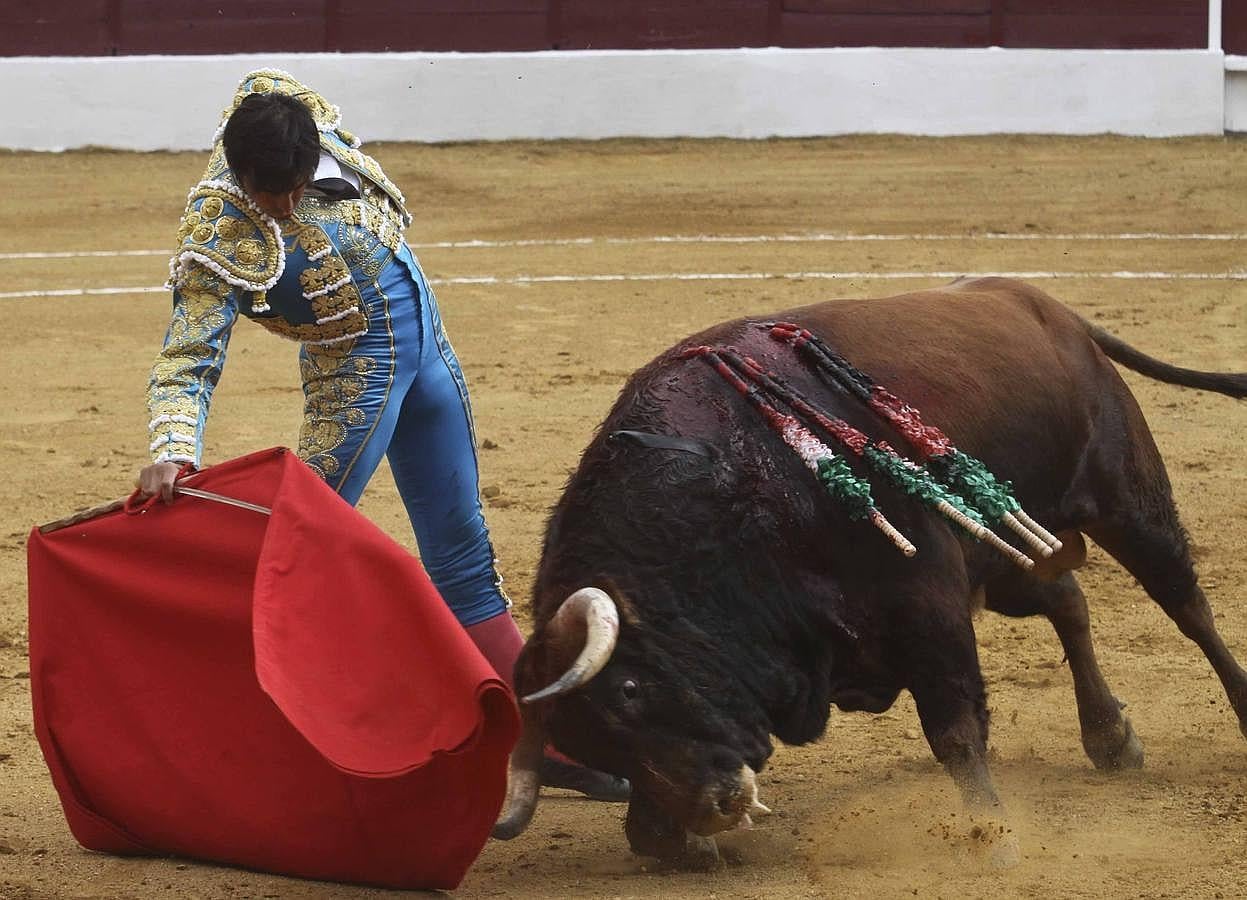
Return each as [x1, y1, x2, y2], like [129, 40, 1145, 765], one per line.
[1, 135, 1246, 898]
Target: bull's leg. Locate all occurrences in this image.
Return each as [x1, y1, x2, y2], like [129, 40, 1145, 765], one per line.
[1089, 519, 1247, 740]
[912, 684, 997, 809]
[902, 603, 999, 808]
[897, 579, 1020, 867]
[986, 568, 1143, 769]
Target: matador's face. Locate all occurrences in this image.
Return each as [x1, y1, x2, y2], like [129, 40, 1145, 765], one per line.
[240, 176, 308, 220]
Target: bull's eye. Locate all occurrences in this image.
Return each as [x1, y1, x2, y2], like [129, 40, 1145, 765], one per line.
[620, 678, 640, 701]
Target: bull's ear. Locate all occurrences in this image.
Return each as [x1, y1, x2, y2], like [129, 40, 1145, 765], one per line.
[514, 614, 596, 700]
[513, 627, 560, 702]
[518, 587, 622, 702]
[587, 579, 641, 629]
[609, 590, 643, 628]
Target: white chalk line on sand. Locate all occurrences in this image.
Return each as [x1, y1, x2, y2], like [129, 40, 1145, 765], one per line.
[4, 230, 1247, 260]
[4, 269, 1246, 300]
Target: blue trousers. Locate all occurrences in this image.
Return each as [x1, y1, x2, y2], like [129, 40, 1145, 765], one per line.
[296, 242, 508, 626]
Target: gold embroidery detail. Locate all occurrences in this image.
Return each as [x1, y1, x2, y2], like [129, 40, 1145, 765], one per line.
[300, 257, 349, 295]
[149, 395, 200, 420]
[235, 238, 263, 266]
[299, 192, 404, 257]
[334, 146, 409, 223]
[147, 269, 236, 463]
[229, 70, 329, 126]
[299, 225, 331, 260]
[297, 350, 378, 474]
[216, 215, 244, 240]
[181, 265, 224, 294]
[251, 283, 366, 345]
[170, 185, 280, 291]
[180, 286, 227, 319]
[223, 70, 349, 151]
[205, 145, 228, 180]
[338, 227, 387, 279]
[244, 219, 369, 346]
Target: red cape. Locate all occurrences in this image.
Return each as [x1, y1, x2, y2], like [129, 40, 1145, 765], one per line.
[27, 448, 519, 890]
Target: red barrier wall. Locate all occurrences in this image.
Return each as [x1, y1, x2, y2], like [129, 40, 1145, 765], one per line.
[0, 0, 1225, 56]
[1227, 0, 1247, 52]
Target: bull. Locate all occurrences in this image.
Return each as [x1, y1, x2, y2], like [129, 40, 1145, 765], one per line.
[492, 276, 1247, 865]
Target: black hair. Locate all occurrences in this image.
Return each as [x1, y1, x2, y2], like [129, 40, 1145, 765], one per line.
[222, 93, 320, 194]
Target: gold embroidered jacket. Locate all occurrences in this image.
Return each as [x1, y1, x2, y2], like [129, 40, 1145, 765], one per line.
[147, 69, 411, 466]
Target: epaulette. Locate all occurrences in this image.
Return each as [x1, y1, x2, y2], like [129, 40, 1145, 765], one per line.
[167, 179, 284, 313]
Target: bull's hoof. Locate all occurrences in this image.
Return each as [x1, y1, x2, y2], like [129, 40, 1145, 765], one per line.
[1083, 715, 1144, 770]
[626, 796, 688, 861]
[642, 833, 721, 872]
[625, 807, 722, 870]
[679, 834, 722, 871]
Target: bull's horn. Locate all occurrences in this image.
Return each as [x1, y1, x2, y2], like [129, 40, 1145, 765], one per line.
[521, 587, 620, 703]
[492, 715, 546, 840]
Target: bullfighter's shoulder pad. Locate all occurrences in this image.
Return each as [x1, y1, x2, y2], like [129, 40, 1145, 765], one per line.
[167, 180, 284, 292]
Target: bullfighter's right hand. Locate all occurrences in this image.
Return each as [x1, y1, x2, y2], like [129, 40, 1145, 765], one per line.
[136, 461, 183, 503]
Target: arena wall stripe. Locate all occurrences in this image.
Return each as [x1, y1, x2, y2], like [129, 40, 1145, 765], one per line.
[4, 232, 1246, 263]
[4, 270, 1245, 302]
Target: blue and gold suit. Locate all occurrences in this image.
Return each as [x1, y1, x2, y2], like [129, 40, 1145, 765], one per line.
[148, 69, 508, 625]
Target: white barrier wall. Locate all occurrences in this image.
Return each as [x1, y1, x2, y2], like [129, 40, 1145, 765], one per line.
[1224, 55, 1247, 131]
[0, 47, 1228, 151]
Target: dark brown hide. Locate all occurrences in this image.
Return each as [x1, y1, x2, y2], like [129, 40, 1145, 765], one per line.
[500, 277, 1247, 861]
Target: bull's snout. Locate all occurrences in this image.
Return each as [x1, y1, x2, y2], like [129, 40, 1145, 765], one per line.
[686, 764, 771, 836]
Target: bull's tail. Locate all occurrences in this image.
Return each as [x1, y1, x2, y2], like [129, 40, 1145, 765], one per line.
[1087, 324, 1247, 399]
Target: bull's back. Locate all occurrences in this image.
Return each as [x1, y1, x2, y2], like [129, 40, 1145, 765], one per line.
[673, 277, 1098, 412]
[541, 278, 1124, 610]
[766, 277, 1092, 405]
[634, 277, 1116, 504]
